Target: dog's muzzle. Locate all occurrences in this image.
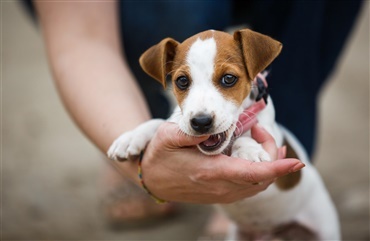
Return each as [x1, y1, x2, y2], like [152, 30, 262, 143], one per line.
[190, 114, 231, 154]
[190, 114, 213, 134]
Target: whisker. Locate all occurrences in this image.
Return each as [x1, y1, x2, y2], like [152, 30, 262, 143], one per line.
[234, 121, 243, 138]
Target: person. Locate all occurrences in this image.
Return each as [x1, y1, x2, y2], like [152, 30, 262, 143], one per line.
[29, 0, 361, 231]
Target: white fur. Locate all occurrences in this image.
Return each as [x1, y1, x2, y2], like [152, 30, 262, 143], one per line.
[178, 37, 241, 155]
[232, 136, 271, 162]
[181, 37, 239, 134]
[107, 119, 164, 161]
[221, 113, 340, 240]
[108, 35, 340, 240]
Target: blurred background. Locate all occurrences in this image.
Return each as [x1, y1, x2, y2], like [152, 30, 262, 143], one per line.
[2, 1, 369, 240]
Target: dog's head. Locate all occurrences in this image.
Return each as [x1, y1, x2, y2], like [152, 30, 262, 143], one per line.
[140, 29, 282, 155]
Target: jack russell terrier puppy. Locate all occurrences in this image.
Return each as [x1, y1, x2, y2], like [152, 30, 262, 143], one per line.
[108, 29, 340, 240]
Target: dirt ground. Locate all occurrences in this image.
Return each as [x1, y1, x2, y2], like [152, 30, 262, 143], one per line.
[2, 2, 369, 240]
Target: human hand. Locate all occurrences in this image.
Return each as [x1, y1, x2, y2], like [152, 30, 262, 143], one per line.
[140, 122, 304, 204]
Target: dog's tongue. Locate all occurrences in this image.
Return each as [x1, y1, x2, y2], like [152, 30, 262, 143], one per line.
[203, 134, 221, 147]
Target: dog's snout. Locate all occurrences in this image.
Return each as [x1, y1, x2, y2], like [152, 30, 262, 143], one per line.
[190, 114, 213, 134]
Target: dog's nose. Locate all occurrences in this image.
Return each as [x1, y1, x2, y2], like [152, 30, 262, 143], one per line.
[190, 114, 213, 134]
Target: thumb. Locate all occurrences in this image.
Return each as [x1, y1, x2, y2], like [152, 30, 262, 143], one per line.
[158, 122, 209, 147]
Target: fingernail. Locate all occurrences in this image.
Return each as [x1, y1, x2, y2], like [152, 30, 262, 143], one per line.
[290, 162, 305, 173]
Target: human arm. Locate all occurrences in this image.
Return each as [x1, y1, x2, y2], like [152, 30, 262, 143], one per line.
[34, 1, 147, 181]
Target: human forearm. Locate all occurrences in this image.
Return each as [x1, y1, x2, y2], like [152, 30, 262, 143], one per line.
[34, 1, 150, 184]
[49, 41, 150, 152]
[35, 1, 150, 153]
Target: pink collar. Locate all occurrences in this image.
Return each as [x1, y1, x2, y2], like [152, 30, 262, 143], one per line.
[234, 73, 268, 136]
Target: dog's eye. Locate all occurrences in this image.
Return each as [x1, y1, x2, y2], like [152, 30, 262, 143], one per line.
[176, 76, 190, 90]
[221, 74, 238, 87]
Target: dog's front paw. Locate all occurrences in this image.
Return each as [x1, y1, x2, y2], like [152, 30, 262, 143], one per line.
[231, 137, 271, 162]
[107, 119, 164, 161]
[107, 130, 144, 161]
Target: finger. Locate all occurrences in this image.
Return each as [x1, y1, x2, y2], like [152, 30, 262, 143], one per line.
[278, 146, 287, 159]
[236, 101, 265, 135]
[224, 157, 305, 184]
[251, 124, 277, 160]
[235, 117, 258, 136]
[158, 122, 209, 147]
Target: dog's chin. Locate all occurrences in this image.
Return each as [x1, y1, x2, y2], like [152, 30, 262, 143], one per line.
[196, 127, 235, 155]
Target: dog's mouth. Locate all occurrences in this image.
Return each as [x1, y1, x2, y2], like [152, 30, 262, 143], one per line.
[199, 132, 227, 152]
[196, 124, 237, 155]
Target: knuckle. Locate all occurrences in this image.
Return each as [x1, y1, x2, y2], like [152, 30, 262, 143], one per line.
[224, 164, 259, 185]
[190, 168, 214, 183]
[246, 169, 259, 184]
[155, 125, 167, 139]
[156, 123, 181, 147]
[156, 122, 170, 134]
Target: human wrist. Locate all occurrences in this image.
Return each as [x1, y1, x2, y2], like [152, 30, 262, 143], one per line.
[138, 151, 167, 204]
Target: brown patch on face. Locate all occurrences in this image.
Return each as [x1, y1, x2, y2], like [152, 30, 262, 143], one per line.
[212, 31, 251, 106]
[275, 140, 302, 190]
[171, 65, 191, 108]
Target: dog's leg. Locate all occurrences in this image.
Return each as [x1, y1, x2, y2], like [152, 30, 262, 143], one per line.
[107, 119, 165, 161]
[231, 136, 271, 162]
[279, 126, 341, 240]
[294, 166, 341, 240]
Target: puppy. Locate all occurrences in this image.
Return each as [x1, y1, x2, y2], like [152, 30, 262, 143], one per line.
[108, 29, 340, 240]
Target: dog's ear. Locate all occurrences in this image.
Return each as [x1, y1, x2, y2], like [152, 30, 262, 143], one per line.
[139, 38, 179, 88]
[234, 29, 282, 80]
